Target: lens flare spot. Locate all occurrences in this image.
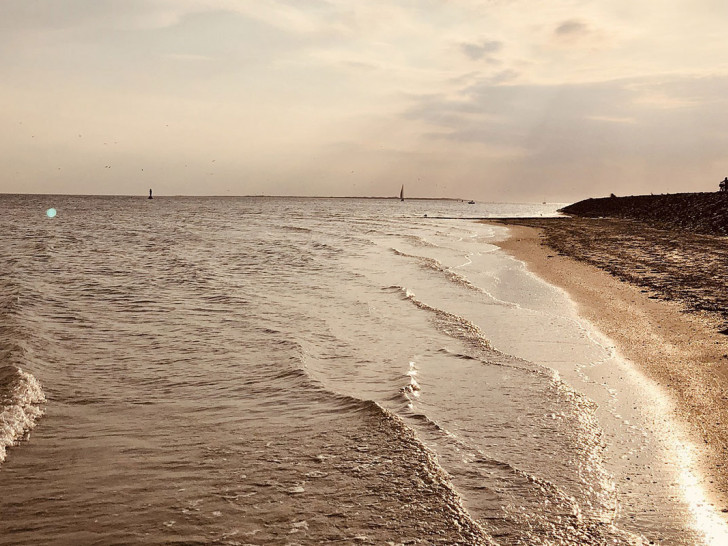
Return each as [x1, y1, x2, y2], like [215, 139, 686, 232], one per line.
[46, 208, 57, 218]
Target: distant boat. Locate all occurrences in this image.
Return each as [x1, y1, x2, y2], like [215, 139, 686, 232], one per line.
[468, 200, 475, 204]
[400, 185, 404, 202]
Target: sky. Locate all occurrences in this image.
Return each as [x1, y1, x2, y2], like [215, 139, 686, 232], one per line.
[3, 0, 728, 202]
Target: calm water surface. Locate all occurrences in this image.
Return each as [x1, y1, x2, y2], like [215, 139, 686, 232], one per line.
[0, 195, 723, 544]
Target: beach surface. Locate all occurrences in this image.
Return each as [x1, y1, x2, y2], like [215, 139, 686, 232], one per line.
[491, 216, 728, 513]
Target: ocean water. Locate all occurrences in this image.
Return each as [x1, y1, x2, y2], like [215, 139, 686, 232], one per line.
[0, 195, 723, 545]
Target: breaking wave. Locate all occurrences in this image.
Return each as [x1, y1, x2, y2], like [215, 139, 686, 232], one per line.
[0, 365, 45, 464]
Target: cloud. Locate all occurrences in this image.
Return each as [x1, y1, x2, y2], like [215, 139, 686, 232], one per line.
[400, 73, 728, 197]
[460, 40, 503, 61]
[405, 76, 641, 146]
[485, 69, 520, 85]
[550, 18, 607, 50]
[0, 0, 199, 32]
[554, 19, 589, 38]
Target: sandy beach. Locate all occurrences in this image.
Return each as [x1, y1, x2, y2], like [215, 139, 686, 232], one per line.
[490, 217, 728, 514]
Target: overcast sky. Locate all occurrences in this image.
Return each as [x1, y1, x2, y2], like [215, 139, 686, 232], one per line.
[2, 0, 728, 201]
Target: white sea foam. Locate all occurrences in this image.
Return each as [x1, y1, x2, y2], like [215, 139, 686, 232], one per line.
[0, 366, 46, 464]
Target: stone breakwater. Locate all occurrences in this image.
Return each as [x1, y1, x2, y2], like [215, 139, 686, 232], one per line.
[561, 192, 728, 236]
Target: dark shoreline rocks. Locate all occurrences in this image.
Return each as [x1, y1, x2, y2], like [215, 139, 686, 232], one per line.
[561, 192, 728, 236]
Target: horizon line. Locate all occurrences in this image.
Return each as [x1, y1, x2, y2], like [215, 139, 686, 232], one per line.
[1, 192, 529, 203]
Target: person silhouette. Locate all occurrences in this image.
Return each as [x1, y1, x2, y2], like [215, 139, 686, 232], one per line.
[721, 178, 728, 192]
[148, 188, 153, 199]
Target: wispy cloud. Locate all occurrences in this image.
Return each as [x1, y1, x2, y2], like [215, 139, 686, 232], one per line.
[460, 40, 503, 61]
[554, 19, 589, 38]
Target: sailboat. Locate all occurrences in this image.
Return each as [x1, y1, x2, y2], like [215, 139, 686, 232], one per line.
[399, 185, 404, 202]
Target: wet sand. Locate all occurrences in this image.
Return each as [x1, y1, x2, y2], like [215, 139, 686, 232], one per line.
[488, 218, 728, 513]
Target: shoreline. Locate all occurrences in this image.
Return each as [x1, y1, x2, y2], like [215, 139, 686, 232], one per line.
[487, 221, 728, 519]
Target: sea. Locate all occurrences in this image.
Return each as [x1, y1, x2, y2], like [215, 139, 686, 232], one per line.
[1, 194, 726, 545]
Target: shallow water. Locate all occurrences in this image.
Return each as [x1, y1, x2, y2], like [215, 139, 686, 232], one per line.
[0, 195, 723, 544]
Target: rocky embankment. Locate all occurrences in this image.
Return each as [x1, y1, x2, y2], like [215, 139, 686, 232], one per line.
[561, 192, 728, 236]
